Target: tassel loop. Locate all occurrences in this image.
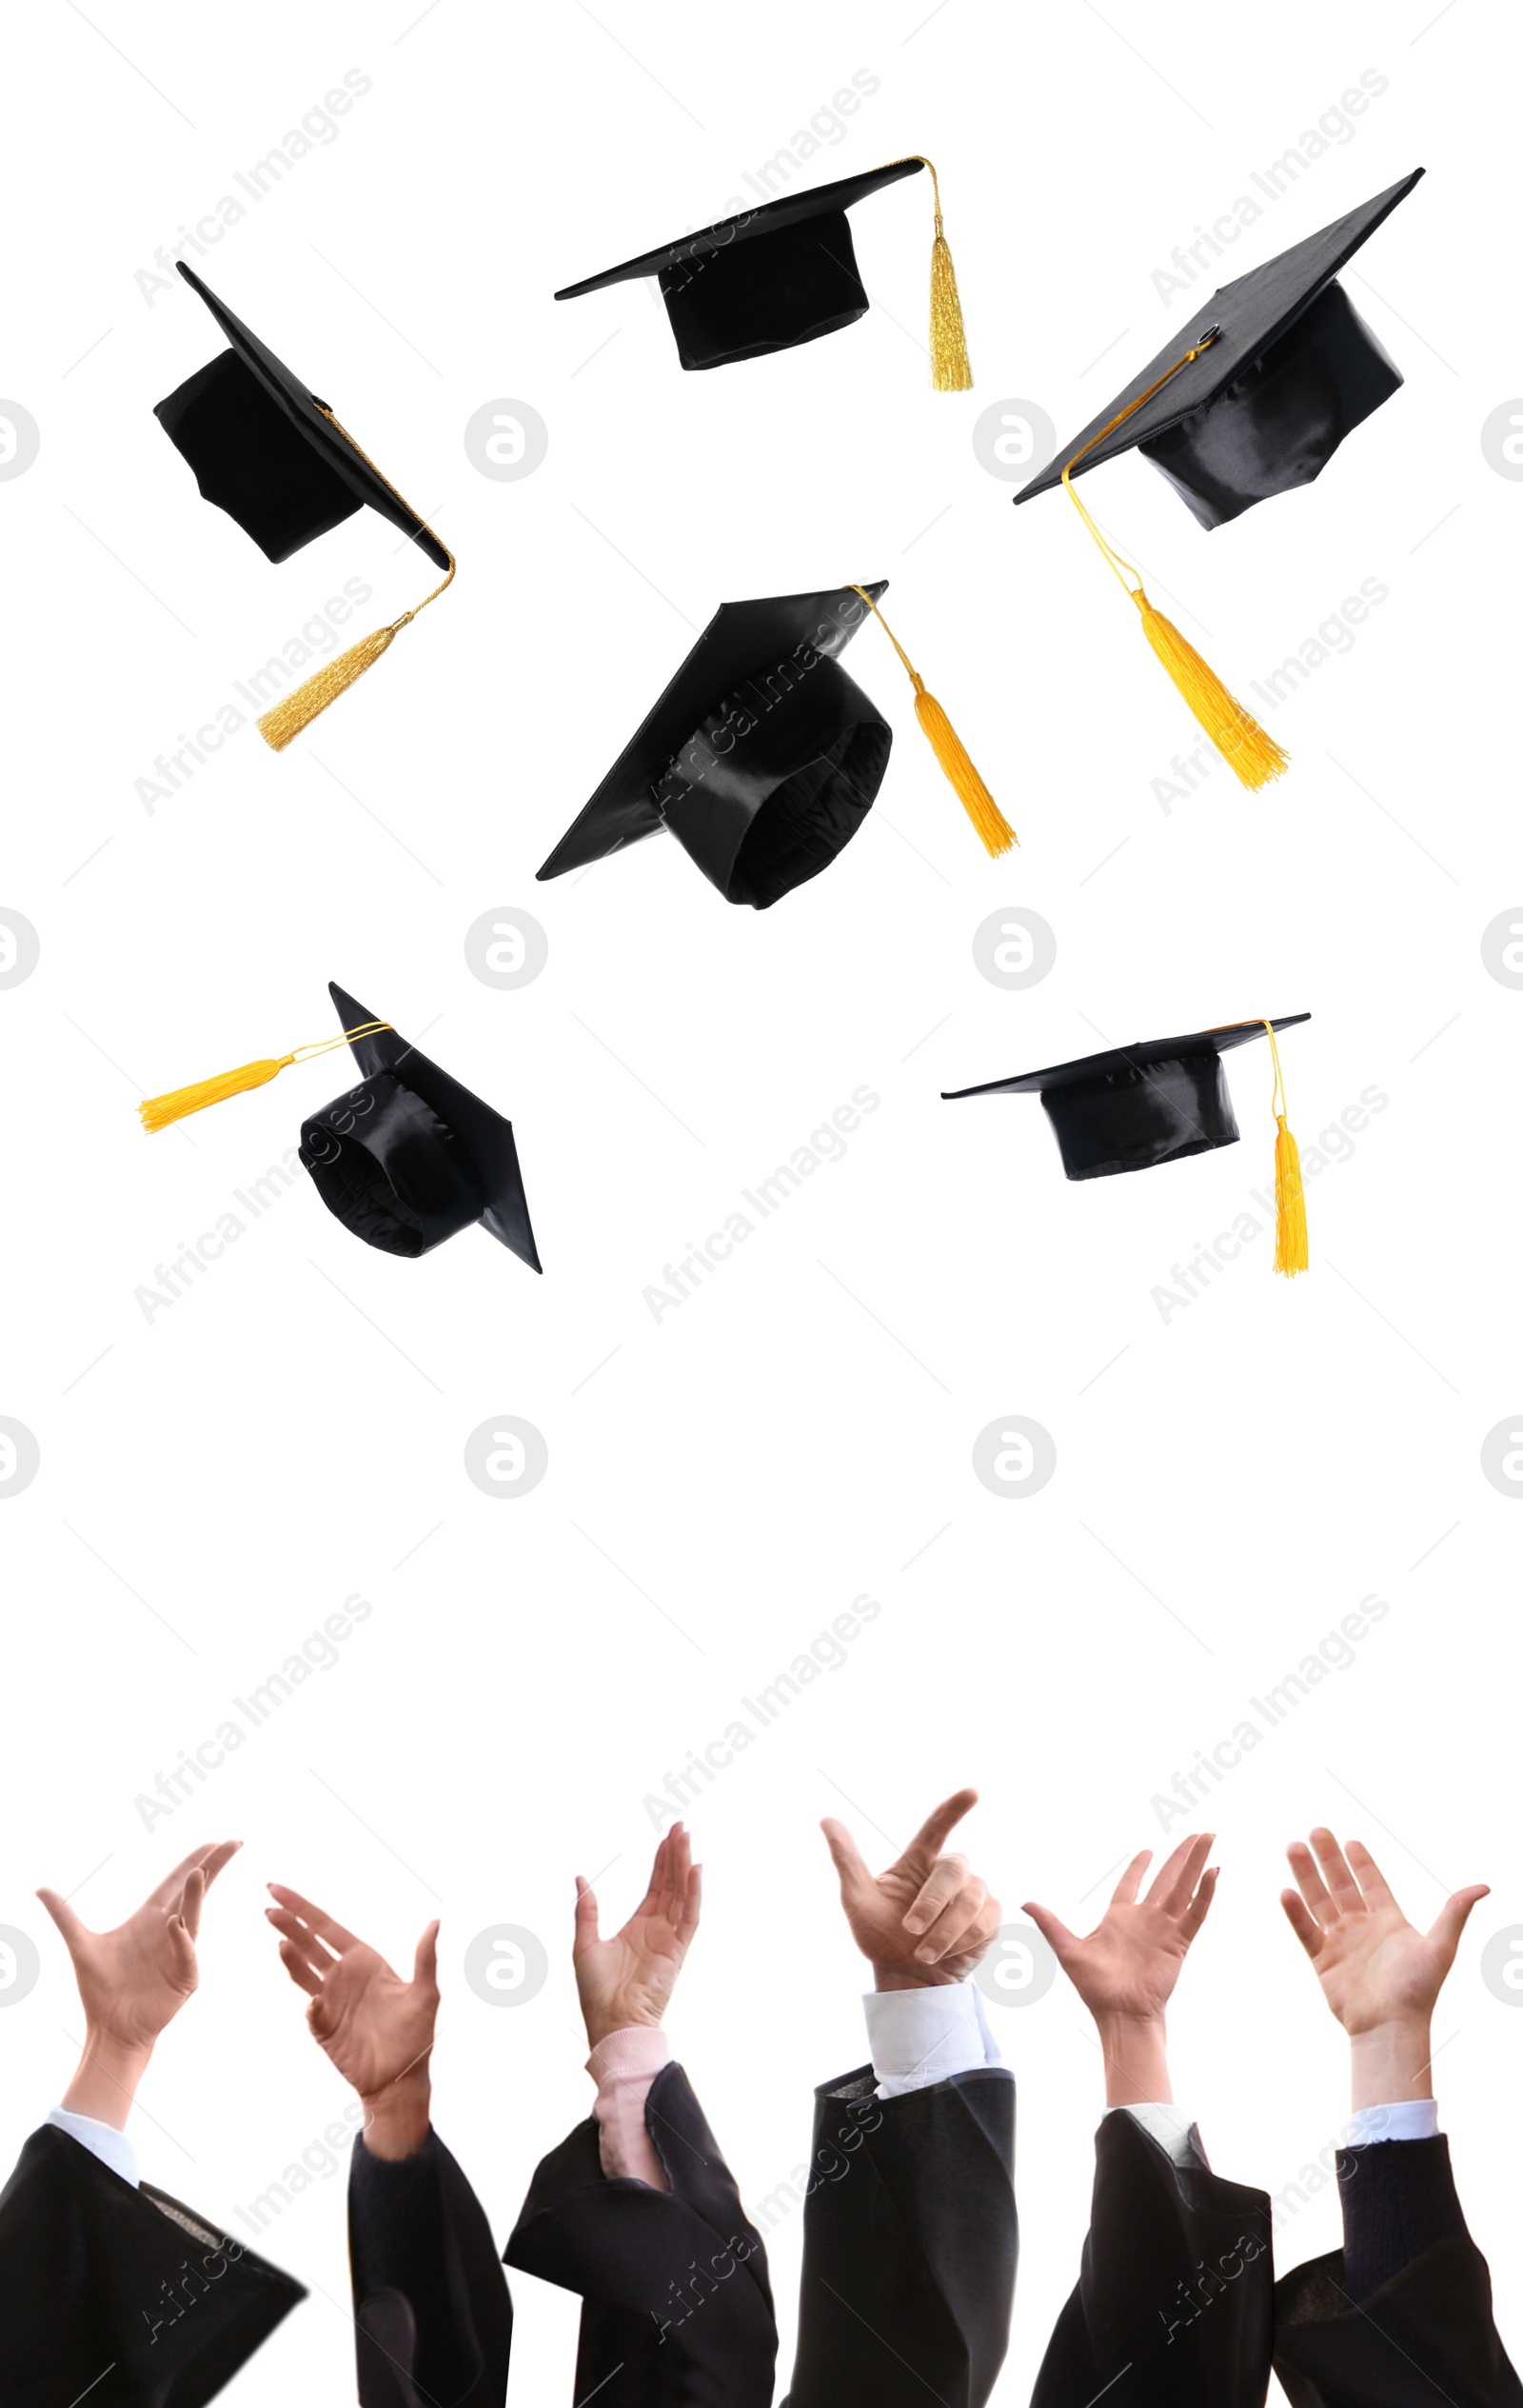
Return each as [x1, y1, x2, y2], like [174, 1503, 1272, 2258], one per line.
[850, 587, 1016, 856]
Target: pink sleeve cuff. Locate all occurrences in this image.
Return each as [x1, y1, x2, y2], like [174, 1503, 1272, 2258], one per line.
[586, 2025, 672, 2192]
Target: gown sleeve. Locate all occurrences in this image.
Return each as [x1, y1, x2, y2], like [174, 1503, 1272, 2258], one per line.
[346, 2127, 514, 2407]
[0, 2121, 304, 2408]
[504, 2060, 776, 2408]
[1029, 2109, 1276, 2408]
[1273, 2134, 1523, 2407]
[781, 2060, 1017, 2408]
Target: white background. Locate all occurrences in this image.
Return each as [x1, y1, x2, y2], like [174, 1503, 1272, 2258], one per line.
[3, 1, 1521, 2399]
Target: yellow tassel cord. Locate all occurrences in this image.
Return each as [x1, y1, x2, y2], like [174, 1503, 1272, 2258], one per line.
[256, 407, 454, 752]
[139, 1021, 391, 1133]
[877, 156, 972, 390]
[1262, 1019, 1309, 1277]
[1059, 333, 1289, 791]
[850, 587, 1015, 857]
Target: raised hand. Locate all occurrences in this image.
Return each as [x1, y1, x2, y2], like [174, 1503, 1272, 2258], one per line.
[267, 1886, 439, 2159]
[1280, 1828, 1487, 2110]
[572, 1824, 702, 2049]
[1024, 1835, 1217, 2104]
[39, 1841, 242, 2125]
[821, 1787, 999, 1989]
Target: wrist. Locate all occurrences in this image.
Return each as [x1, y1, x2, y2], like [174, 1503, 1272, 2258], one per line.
[360, 2068, 432, 2161]
[1348, 2017, 1434, 2113]
[61, 2028, 156, 2130]
[1094, 2010, 1172, 2108]
[582, 2003, 664, 2050]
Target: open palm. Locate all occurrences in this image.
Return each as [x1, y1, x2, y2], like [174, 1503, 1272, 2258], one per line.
[38, 1841, 240, 2051]
[573, 1825, 701, 2048]
[267, 1885, 439, 2100]
[1281, 1830, 1487, 2034]
[1025, 1834, 1217, 2022]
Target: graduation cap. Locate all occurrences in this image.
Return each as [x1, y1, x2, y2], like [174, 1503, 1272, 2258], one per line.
[153, 261, 454, 750]
[943, 1015, 1310, 1275]
[138, 984, 540, 1269]
[538, 580, 1012, 907]
[1015, 171, 1423, 792]
[555, 155, 972, 388]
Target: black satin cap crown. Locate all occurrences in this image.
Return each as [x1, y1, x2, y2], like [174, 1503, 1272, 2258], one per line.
[554, 160, 923, 369]
[297, 984, 541, 1267]
[153, 262, 449, 569]
[941, 1015, 1310, 1181]
[537, 583, 893, 909]
[1017, 170, 1422, 527]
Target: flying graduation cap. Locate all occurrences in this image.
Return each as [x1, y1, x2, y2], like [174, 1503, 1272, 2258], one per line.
[555, 156, 972, 388]
[138, 984, 540, 1270]
[153, 263, 454, 751]
[1016, 171, 1423, 792]
[537, 579, 1012, 906]
[943, 1016, 1311, 1276]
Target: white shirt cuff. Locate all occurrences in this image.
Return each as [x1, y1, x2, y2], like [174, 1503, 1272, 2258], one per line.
[47, 2106, 139, 2188]
[1347, 2099, 1440, 2145]
[862, 1980, 1003, 2099]
[1116, 2101, 1201, 2168]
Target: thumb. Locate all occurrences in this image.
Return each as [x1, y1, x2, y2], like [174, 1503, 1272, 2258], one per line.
[821, 1818, 874, 1905]
[1022, 1901, 1078, 1964]
[414, 1920, 440, 1993]
[1429, 1883, 1490, 1967]
[35, 1889, 86, 1953]
[572, 1876, 601, 1956]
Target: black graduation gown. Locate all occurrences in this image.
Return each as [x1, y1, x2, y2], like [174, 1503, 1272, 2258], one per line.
[0, 2122, 304, 2407]
[504, 2060, 776, 2407]
[346, 2129, 514, 2407]
[781, 2060, 1018, 2408]
[1272, 2135, 1523, 2408]
[1030, 2109, 1276, 2408]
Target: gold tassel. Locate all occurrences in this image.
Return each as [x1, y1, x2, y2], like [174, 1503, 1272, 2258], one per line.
[257, 401, 455, 753]
[925, 168, 972, 391]
[1274, 1115, 1309, 1276]
[1059, 327, 1292, 788]
[140, 1055, 295, 1132]
[913, 683, 1013, 855]
[139, 1020, 392, 1133]
[876, 157, 972, 390]
[1261, 1018, 1309, 1277]
[1136, 591, 1289, 791]
[850, 587, 1016, 856]
[257, 621, 401, 751]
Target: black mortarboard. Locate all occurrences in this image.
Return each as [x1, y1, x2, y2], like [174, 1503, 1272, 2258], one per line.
[555, 156, 972, 388]
[1019, 172, 1422, 528]
[139, 985, 541, 1270]
[943, 1016, 1311, 1272]
[536, 581, 1012, 907]
[153, 262, 454, 749]
[1013, 173, 1423, 793]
